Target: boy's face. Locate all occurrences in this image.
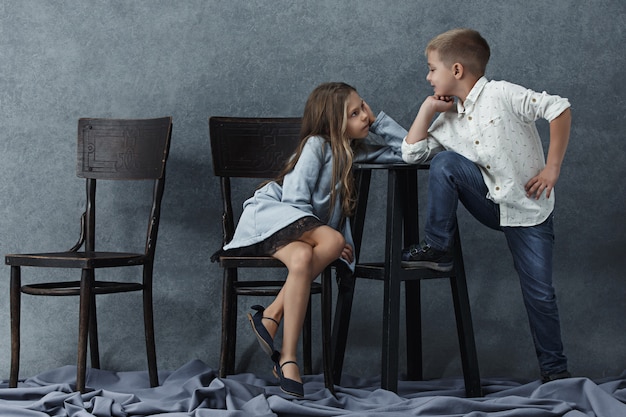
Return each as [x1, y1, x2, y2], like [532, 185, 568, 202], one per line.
[426, 50, 457, 97]
[345, 91, 370, 139]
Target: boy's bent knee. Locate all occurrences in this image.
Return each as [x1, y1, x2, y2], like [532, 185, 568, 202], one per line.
[431, 151, 466, 171]
[430, 151, 480, 182]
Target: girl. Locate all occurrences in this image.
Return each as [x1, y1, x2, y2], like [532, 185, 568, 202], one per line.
[215, 82, 407, 397]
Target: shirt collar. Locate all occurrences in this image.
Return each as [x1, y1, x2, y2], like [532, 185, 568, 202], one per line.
[456, 76, 488, 116]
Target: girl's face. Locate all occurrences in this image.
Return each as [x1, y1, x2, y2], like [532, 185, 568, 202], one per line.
[426, 50, 457, 97]
[345, 91, 370, 139]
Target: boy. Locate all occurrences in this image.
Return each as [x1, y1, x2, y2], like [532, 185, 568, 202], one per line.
[401, 28, 571, 382]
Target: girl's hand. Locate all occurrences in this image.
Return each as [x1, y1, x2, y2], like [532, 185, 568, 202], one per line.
[340, 243, 354, 264]
[363, 101, 376, 125]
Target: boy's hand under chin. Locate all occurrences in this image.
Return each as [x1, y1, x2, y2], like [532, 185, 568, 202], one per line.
[426, 95, 455, 113]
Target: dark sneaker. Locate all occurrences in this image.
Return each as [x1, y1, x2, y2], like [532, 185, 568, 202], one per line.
[401, 241, 454, 271]
[541, 370, 571, 383]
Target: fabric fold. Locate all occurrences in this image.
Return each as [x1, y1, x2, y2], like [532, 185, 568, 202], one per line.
[1, 360, 624, 417]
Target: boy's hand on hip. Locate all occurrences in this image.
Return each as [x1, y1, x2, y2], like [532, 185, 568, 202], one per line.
[525, 165, 560, 199]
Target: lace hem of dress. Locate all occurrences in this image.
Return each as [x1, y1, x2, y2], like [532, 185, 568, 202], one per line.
[212, 216, 324, 260]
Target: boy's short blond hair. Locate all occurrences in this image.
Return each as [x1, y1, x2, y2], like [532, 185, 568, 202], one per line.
[426, 28, 490, 77]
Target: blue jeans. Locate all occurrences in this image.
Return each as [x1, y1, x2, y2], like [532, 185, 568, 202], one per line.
[424, 151, 568, 376]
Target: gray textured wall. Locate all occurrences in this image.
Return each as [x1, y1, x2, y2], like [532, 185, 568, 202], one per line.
[1, 0, 624, 383]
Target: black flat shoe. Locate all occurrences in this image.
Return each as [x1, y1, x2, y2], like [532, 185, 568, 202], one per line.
[246, 305, 279, 357]
[276, 360, 304, 398]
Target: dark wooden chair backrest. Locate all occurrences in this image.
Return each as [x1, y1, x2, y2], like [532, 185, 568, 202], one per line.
[77, 118, 171, 180]
[209, 117, 302, 245]
[75, 117, 173, 254]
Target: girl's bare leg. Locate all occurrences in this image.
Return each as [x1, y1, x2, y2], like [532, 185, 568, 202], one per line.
[266, 225, 344, 382]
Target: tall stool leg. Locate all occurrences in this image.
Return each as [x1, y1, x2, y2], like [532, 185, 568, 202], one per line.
[380, 169, 404, 393]
[405, 280, 422, 380]
[331, 168, 371, 383]
[450, 230, 482, 397]
[403, 169, 423, 380]
[331, 272, 355, 384]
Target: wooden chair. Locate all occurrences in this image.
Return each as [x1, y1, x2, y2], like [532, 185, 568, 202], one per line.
[5, 117, 173, 393]
[209, 116, 334, 392]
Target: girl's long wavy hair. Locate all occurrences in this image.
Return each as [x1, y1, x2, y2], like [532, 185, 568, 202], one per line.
[273, 82, 359, 218]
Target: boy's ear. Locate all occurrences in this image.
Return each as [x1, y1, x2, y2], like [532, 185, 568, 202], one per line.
[453, 63, 464, 78]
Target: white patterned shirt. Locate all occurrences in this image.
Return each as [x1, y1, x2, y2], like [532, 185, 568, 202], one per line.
[402, 77, 571, 227]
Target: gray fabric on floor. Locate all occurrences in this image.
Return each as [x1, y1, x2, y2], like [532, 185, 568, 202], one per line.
[1, 360, 625, 416]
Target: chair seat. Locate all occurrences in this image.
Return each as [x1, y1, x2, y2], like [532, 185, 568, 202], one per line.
[21, 280, 144, 296]
[6, 251, 146, 269]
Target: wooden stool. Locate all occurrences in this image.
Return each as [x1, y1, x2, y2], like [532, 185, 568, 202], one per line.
[332, 163, 482, 397]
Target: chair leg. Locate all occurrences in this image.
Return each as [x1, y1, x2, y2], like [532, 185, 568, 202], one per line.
[143, 265, 159, 387]
[302, 297, 313, 375]
[219, 268, 237, 377]
[321, 267, 335, 394]
[77, 270, 93, 393]
[88, 291, 100, 369]
[9, 266, 21, 388]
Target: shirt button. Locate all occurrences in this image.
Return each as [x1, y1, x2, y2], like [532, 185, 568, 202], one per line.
[475, 140, 480, 145]
[532, 98, 537, 102]
[468, 116, 473, 120]
[495, 186, 500, 191]
[486, 165, 491, 169]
